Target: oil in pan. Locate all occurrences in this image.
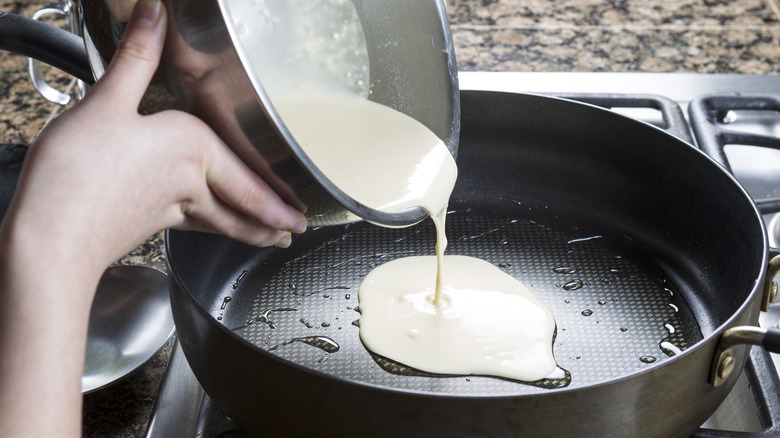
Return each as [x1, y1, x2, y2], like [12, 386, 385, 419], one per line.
[226, 210, 702, 396]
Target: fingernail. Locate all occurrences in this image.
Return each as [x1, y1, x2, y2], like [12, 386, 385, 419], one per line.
[135, 0, 162, 27]
[292, 219, 307, 234]
[274, 233, 292, 248]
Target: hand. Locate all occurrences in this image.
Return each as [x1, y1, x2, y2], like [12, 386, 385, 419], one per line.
[0, 0, 305, 435]
[9, 0, 307, 270]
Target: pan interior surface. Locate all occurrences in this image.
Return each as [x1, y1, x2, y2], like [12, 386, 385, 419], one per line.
[201, 208, 702, 396]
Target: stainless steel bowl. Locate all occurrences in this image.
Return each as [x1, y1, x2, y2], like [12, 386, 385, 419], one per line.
[82, 265, 174, 394]
[67, 0, 460, 227]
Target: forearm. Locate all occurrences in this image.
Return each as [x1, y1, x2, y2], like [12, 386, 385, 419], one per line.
[0, 222, 102, 436]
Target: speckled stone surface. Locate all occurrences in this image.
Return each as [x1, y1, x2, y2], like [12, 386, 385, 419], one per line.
[1, 0, 780, 436]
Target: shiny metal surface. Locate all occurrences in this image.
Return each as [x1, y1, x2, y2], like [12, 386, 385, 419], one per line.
[82, 265, 174, 394]
[28, 2, 77, 105]
[73, 0, 460, 228]
[144, 338, 204, 438]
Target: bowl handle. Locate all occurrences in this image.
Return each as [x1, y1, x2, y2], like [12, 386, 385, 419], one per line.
[27, 3, 85, 105]
[0, 6, 94, 97]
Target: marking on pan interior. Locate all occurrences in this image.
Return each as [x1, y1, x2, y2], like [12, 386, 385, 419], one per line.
[290, 285, 351, 297]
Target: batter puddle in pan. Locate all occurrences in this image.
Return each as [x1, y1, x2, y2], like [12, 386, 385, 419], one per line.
[230, 212, 703, 395]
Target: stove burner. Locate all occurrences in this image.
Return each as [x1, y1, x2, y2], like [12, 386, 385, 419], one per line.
[689, 94, 780, 215]
[554, 93, 693, 145]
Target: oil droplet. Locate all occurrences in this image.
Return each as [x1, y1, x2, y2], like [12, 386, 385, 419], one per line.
[345, 294, 351, 299]
[232, 270, 248, 289]
[562, 279, 584, 291]
[322, 322, 331, 328]
[567, 235, 602, 244]
[620, 326, 628, 332]
[581, 309, 593, 317]
[498, 263, 512, 268]
[660, 341, 683, 357]
[553, 267, 578, 274]
[598, 300, 607, 305]
[269, 336, 340, 354]
[252, 307, 297, 329]
[640, 356, 657, 364]
[220, 296, 232, 310]
[300, 318, 313, 328]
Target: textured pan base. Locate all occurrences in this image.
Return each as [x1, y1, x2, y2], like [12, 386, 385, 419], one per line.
[220, 211, 702, 396]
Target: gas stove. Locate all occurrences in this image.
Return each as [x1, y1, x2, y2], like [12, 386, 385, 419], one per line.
[145, 72, 780, 437]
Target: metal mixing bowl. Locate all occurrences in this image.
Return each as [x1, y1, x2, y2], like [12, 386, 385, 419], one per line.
[71, 0, 460, 227]
[82, 265, 174, 394]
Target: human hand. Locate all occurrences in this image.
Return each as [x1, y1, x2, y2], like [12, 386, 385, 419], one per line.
[0, 1, 305, 435]
[6, 0, 307, 272]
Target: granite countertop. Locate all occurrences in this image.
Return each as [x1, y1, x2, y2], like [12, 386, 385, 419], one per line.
[1, 0, 779, 436]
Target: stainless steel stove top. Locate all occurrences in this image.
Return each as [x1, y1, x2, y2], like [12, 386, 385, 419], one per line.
[146, 72, 780, 437]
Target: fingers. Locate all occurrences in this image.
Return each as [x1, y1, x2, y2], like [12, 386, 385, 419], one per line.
[162, 113, 307, 247]
[89, 0, 166, 108]
[204, 138, 308, 235]
[179, 193, 295, 248]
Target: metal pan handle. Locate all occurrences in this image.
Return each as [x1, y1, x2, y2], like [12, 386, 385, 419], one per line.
[710, 326, 780, 386]
[709, 254, 780, 387]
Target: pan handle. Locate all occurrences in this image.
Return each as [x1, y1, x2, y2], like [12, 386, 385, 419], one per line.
[709, 326, 780, 387]
[709, 254, 780, 386]
[718, 327, 780, 353]
[0, 10, 94, 85]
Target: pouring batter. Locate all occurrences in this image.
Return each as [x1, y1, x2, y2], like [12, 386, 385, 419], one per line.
[274, 90, 558, 382]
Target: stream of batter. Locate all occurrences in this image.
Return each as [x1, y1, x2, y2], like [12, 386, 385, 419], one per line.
[231, 0, 557, 382]
[275, 92, 558, 382]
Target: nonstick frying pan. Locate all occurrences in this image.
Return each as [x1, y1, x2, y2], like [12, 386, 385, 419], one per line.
[166, 90, 780, 437]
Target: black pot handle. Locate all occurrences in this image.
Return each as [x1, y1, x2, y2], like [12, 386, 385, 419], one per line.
[0, 11, 94, 84]
[764, 327, 780, 352]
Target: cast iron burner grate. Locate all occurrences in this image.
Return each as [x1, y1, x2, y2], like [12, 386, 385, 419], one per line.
[689, 93, 780, 215]
[145, 93, 780, 438]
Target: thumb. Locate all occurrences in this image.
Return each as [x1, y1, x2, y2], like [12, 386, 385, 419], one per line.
[90, 0, 167, 108]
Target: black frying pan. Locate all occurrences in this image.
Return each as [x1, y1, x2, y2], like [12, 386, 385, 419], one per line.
[166, 91, 780, 437]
